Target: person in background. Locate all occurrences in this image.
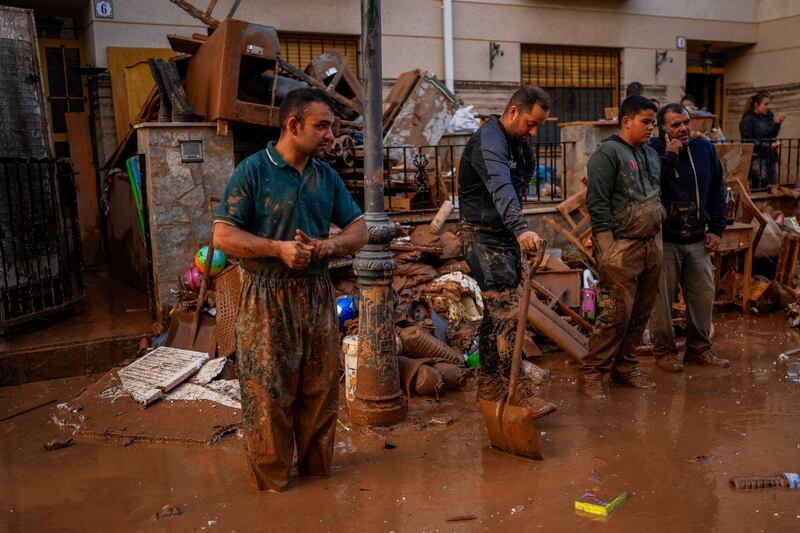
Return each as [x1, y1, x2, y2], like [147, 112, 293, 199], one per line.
[626, 81, 645, 98]
[579, 96, 665, 400]
[648, 104, 729, 372]
[739, 91, 786, 188]
[680, 94, 712, 116]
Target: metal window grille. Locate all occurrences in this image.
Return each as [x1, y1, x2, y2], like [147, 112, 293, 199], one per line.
[0, 158, 84, 331]
[521, 44, 620, 125]
[277, 33, 360, 76]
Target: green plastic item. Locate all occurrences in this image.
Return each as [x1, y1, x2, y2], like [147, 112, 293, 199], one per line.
[126, 156, 145, 234]
[466, 352, 480, 368]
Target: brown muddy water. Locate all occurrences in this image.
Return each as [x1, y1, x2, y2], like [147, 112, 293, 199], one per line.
[2, 311, 800, 532]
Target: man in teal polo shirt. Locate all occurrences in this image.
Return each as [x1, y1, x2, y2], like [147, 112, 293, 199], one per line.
[213, 88, 367, 492]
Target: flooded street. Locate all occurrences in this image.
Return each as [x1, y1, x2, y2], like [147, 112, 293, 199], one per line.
[2, 310, 800, 532]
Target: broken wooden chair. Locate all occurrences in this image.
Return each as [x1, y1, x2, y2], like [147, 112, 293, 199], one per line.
[731, 178, 768, 252]
[543, 184, 595, 269]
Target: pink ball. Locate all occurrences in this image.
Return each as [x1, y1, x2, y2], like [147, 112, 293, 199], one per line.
[185, 265, 203, 292]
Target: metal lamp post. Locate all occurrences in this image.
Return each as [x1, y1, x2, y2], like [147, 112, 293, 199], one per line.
[349, 0, 407, 426]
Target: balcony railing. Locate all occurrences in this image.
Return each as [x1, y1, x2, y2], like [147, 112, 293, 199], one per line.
[715, 138, 800, 191]
[344, 141, 573, 214]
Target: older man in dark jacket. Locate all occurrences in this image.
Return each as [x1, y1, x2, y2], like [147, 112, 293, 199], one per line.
[459, 86, 556, 420]
[648, 103, 729, 372]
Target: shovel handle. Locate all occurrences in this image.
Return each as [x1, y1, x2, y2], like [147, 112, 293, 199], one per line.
[190, 197, 221, 345]
[508, 241, 546, 402]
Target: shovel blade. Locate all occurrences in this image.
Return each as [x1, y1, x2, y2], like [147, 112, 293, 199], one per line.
[166, 310, 215, 353]
[479, 397, 543, 460]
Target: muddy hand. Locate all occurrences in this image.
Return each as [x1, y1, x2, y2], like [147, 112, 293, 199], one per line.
[527, 239, 547, 271]
[517, 231, 543, 255]
[295, 229, 332, 261]
[280, 240, 313, 269]
[704, 233, 721, 254]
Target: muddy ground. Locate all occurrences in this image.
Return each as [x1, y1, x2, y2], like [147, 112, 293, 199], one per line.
[2, 311, 799, 532]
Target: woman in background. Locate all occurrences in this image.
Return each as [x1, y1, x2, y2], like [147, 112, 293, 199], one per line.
[739, 91, 785, 188]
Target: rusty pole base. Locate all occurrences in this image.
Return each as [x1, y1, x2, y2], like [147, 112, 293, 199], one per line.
[350, 243, 408, 427]
[349, 393, 407, 427]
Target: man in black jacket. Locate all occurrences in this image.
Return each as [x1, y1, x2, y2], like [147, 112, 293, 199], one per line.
[648, 103, 729, 372]
[459, 86, 556, 420]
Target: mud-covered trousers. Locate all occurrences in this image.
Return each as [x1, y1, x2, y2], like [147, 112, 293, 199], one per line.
[236, 271, 339, 491]
[461, 230, 522, 400]
[581, 237, 663, 377]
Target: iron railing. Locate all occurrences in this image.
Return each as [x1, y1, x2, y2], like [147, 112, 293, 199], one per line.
[714, 138, 800, 191]
[373, 141, 573, 213]
[0, 158, 84, 331]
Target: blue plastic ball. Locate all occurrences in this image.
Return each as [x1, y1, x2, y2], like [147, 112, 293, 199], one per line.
[336, 295, 358, 329]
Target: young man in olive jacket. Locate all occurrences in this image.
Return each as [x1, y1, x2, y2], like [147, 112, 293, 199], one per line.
[648, 104, 729, 372]
[580, 95, 665, 400]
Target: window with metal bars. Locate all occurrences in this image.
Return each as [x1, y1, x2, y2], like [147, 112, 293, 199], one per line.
[277, 32, 360, 76]
[521, 44, 620, 124]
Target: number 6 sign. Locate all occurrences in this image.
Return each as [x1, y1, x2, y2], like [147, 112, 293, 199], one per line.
[94, 0, 114, 19]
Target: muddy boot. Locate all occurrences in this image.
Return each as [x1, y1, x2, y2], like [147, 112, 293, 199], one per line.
[156, 59, 205, 122]
[147, 59, 172, 122]
[686, 349, 730, 368]
[611, 367, 656, 389]
[511, 385, 557, 420]
[578, 373, 608, 400]
[655, 353, 684, 373]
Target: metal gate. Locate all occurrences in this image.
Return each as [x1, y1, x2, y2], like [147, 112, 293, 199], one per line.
[0, 157, 84, 331]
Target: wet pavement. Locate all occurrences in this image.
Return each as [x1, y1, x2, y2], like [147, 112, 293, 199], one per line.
[2, 311, 800, 532]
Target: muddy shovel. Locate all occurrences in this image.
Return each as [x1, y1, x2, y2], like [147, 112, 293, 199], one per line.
[479, 243, 551, 460]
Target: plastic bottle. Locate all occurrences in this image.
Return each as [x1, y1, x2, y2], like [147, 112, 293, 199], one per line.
[725, 187, 736, 223]
[581, 269, 597, 322]
[730, 473, 800, 489]
[788, 362, 800, 382]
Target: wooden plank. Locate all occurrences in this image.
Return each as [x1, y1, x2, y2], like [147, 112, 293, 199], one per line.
[65, 112, 102, 266]
[107, 47, 175, 143]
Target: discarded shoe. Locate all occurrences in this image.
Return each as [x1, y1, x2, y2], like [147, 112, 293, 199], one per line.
[686, 349, 730, 368]
[611, 368, 656, 389]
[655, 353, 684, 373]
[578, 374, 608, 400]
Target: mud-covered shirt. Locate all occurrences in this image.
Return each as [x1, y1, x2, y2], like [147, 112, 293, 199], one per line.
[215, 142, 362, 277]
[586, 135, 665, 240]
[458, 116, 534, 240]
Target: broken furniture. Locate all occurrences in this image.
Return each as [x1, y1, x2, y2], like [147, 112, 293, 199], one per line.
[117, 346, 209, 406]
[543, 186, 595, 269]
[524, 291, 588, 362]
[305, 49, 364, 119]
[730, 178, 768, 253]
[381, 70, 462, 211]
[181, 19, 283, 128]
[713, 222, 754, 314]
[716, 143, 754, 186]
[775, 233, 800, 299]
[689, 113, 716, 135]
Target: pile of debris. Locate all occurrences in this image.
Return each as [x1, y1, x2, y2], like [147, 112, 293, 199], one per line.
[329, 217, 594, 398]
[51, 346, 241, 445]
